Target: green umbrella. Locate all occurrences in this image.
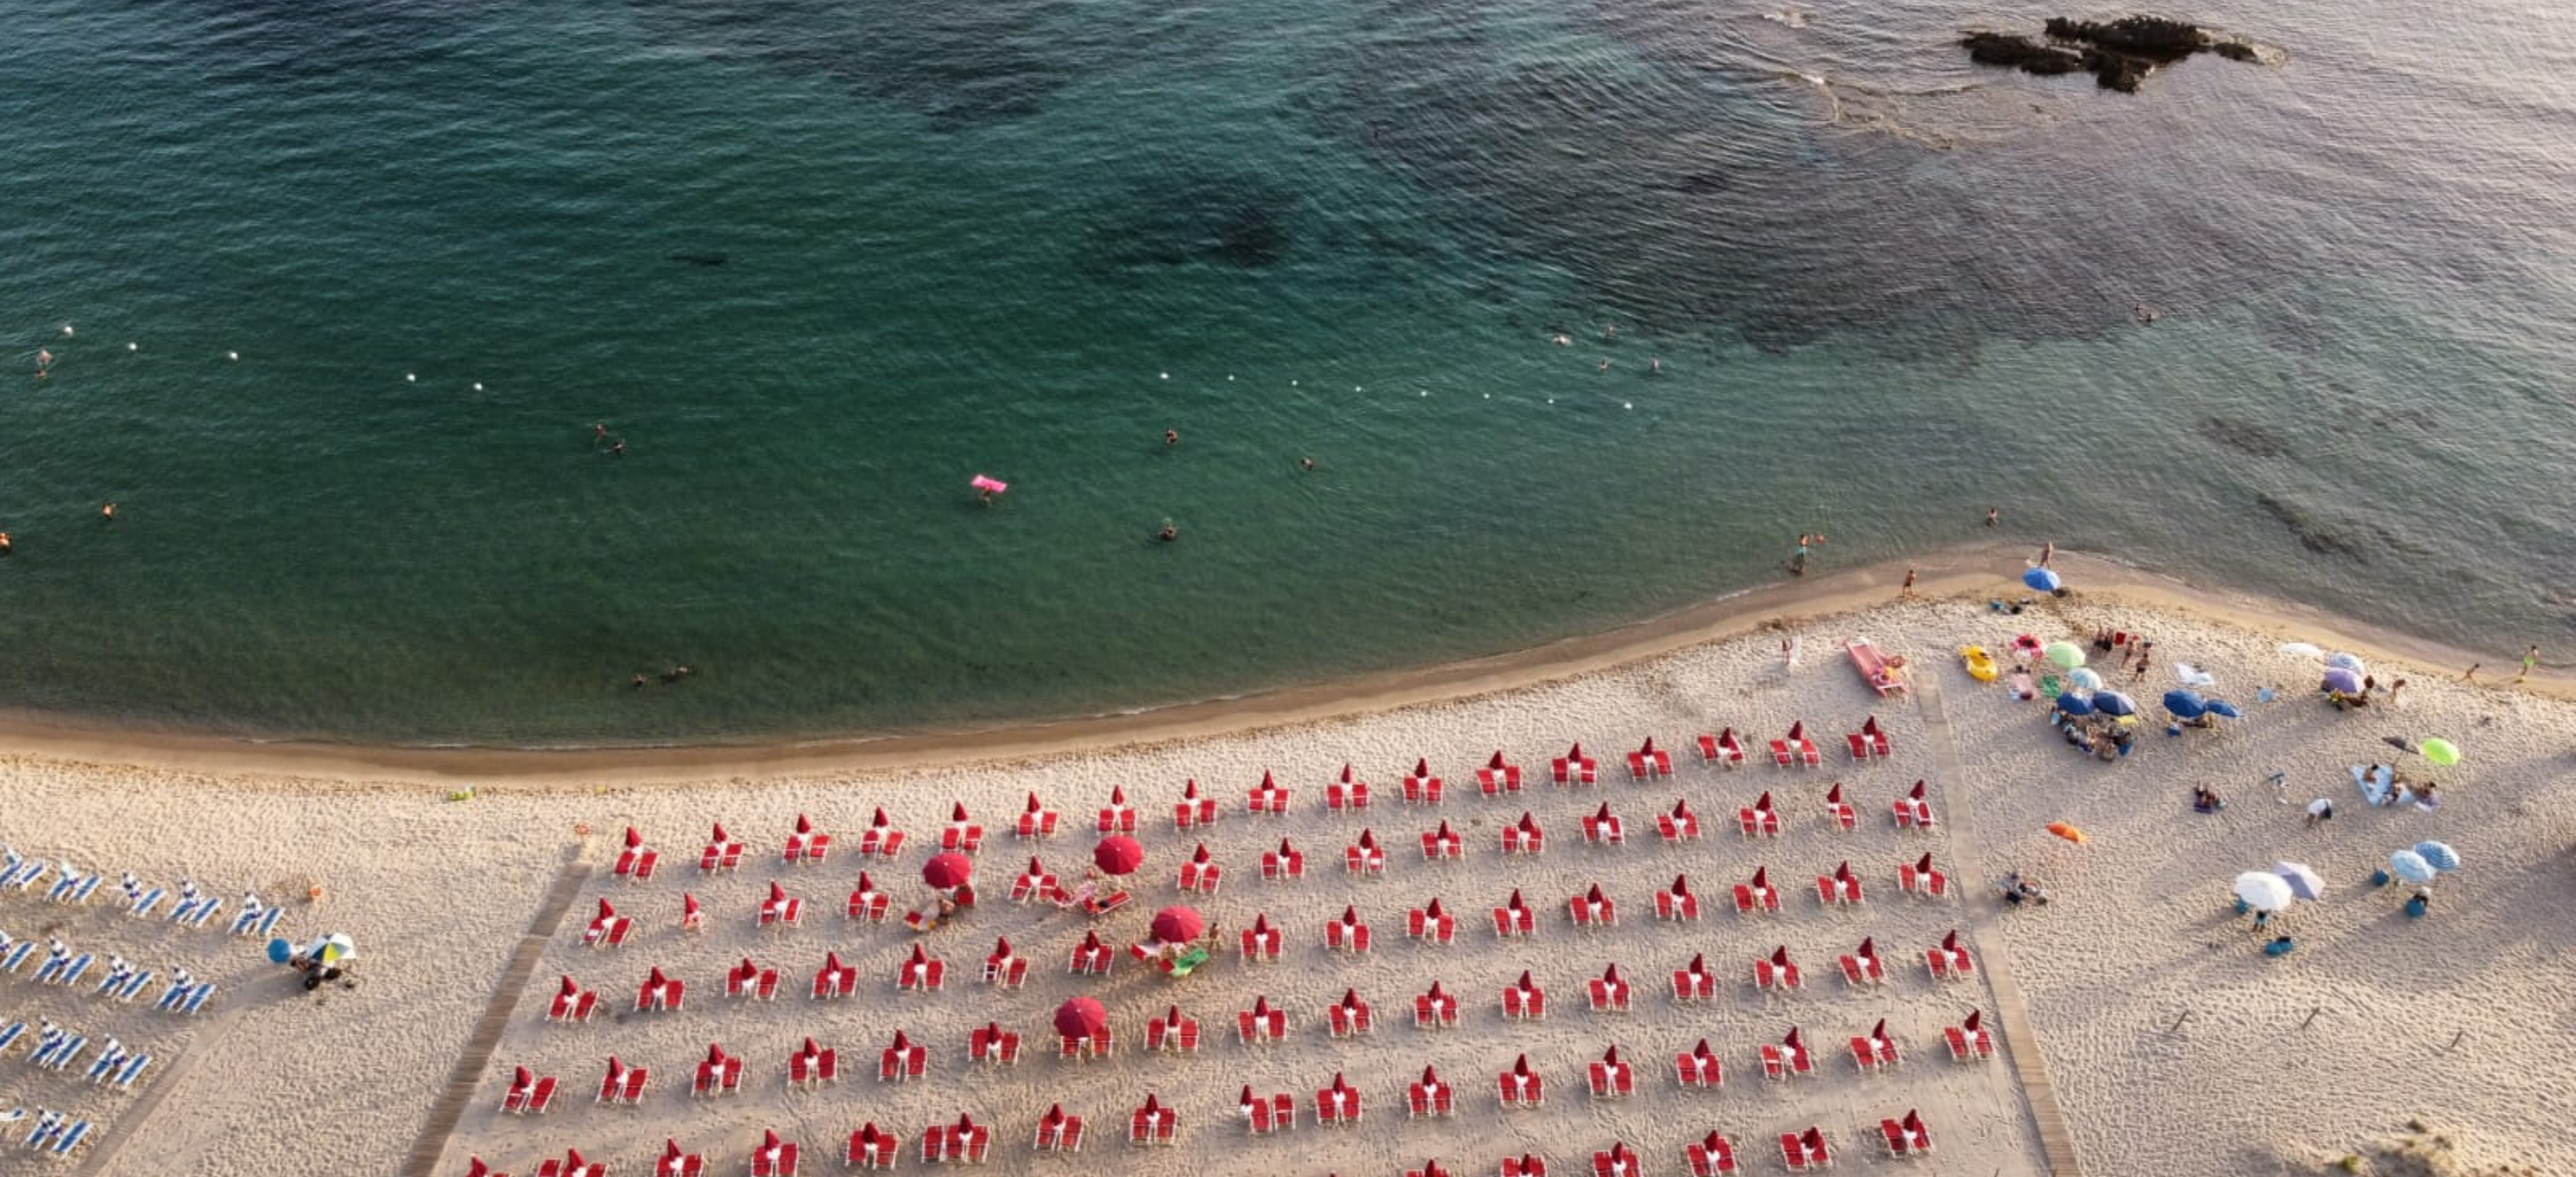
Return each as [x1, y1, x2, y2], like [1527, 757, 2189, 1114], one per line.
[2044, 642, 2086, 669]
[2418, 738, 2460, 766]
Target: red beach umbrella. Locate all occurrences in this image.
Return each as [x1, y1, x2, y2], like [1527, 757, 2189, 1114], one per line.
[1151, 906, 1204, 943]
[1094, 835, 1144, 876]
[1055, 997, 1108, 1038]
[922, 852, 973, 890]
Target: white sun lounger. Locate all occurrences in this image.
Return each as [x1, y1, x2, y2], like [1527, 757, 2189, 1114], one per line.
[47, 873, 101, 906]
[2, 857, 45, 890]
[23, 1110, 65, 1150]
[34, 1035, 86, 1071]
[229, 898, 283, 937]
[84, 1046, 126, 1084]
[47, 954, 93, 988]
[33, 951, 81, 985]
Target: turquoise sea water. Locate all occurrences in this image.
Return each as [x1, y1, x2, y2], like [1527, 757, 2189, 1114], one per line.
[2, 0, 2570, 744]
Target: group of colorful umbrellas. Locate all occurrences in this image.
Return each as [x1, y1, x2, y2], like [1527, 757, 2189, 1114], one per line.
[2157, 689, 2243, 721]
[2235, 861, 2331, 913]
[2389, 840, 2461, 885]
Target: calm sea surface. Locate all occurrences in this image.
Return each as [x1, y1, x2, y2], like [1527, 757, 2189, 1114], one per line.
[2, 0, 2570, 744]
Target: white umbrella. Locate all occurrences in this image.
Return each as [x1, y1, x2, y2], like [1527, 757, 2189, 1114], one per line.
[2174, 662, 2217, 688]
[2277, 642, 2323, 660]
[2326, 652, 2367, 675]
[2233, 871, 2294, 913]
[2272, 861, 2326, 901]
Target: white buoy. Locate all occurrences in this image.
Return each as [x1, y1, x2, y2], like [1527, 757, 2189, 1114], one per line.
[1160, 372, 1170, 380]
[405, 373, 416, 382]
[1419, 390, 1428, 397]
[473, 382, 485, 392]
[1624, 403, 1633, 410]
[61, 324, 74, 337]
[227, 351, 239, 361]
[1290, 380, 1298, 386]
[1483, 393, 1490, 399]
[126, 342, 138, 353]
[1547, 398, 1555, 404]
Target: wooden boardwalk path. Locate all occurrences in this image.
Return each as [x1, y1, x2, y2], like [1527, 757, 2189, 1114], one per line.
[1915, 674, 2087, 1176]
[398, 844, 592, 1177]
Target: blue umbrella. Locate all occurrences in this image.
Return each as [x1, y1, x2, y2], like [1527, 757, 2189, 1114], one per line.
[2388, 850, 2437, 885]
[2326, 652, 2367, 675]
[2093, 691, 2137, 717]
[2054, 692, 2095, 716]
[266, 937, 294, 964]
[2412, 841, 2460, 872]
[2023, 567, 2062, 593]
[2204, 699, 2244, 719]
[2322, 668, 2363, 694]
[2068, 667, 2105, 691]
[2161, 690, 2207, 719]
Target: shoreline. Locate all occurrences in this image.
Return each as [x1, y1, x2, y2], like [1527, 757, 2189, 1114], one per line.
[1, 542, 2559, 783]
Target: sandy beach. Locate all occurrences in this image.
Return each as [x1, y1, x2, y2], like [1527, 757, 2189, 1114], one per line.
[2, 560, 2567, 1177]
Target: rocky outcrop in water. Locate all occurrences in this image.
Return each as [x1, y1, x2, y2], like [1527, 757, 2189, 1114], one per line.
[1961, 16, 2267, 93]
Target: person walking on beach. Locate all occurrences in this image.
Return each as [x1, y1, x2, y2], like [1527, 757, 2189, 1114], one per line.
[2037, 541, 2054, 568]
[2388, 678, 2408, 705]
[2518, 644, 2540, 683]
[2463, 663, 2479, 682]
[1900, 568, 1916, 597]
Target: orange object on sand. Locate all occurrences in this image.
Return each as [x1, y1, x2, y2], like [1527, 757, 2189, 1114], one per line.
[2046, 823, 2086, 845]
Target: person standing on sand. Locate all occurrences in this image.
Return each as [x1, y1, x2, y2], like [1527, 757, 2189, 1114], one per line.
[1985, 506, 1998, 527]
[2037, 541, 2054, 568]
[2463, 663, 2479, 682]
[2518, 644, 2540, 683]
[1900, 568, 1916, 597]
[2388, 679, 2408, 705]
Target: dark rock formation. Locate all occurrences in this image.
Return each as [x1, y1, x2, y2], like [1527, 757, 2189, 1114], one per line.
[1960, 32, 2084, 74]
[1961, 15, 2264, 93]
[2046, 16, 2207, 60]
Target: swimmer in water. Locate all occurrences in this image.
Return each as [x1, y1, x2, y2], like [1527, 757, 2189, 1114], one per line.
[593, 423, 609, 441]
[1300, 457, 1315, 471]
[1604, 324, 1616, 341]
[1551, 333, 1571, 346]
[1158, 521, 1179, 543]
[660, 665, 693, 683]
[1649, 358, 1661, 374]
[1165, 428, 1179, 447]
[610, 440, 625, 458]
[631, 673, 648, 690]
[0, 532, 11, 555]
[1598, 358, 1610, 373]
[2133, 303, 2161, 323]
[101, 503, 115, 522]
